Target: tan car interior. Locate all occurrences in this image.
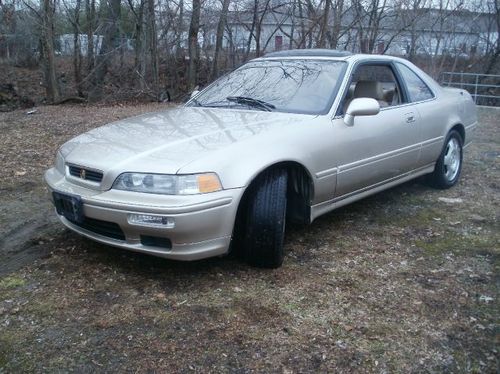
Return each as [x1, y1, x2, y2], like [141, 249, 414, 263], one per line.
[342, 65, 402, 114]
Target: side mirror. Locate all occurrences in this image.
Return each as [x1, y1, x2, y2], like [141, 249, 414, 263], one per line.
[190, 90, 200, 99]
[344, 98, 380, 127]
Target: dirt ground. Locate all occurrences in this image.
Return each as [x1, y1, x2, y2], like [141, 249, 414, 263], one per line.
[0, 104, 498, 372]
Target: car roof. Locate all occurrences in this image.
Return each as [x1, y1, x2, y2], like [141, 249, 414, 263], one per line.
[256, 49, 405, 63]
[263, 49, 353, 58]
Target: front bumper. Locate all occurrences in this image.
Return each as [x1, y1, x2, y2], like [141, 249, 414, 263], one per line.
[45, 168, 243, 260]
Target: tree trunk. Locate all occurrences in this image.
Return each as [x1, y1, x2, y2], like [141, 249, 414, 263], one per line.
[72, 0, 83, 96]
[147, 0, 159, 98]
[483, 0, 500, 75]
[328, 0, 344, 49]
[40, 0, 60, 103]
[298, 0, 305, 48]
[139, 1, 147, 89]
[176, 0, 184, 58]
[289, 0, 296, 49]
[85, 0, 96, 75]
[254, 0, 271, 56]
[211, 0, 230, 79]
[245, 0, 259, 60]
[88, 0, 121, 102]
[318, 0, 330, 48]
[187, 0, 201, 90]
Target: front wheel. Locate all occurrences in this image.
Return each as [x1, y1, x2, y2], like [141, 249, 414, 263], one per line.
[428, 130, 463, 189]
[243, 169, 288, 268]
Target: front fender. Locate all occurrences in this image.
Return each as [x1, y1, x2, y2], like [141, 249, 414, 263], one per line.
[177, 117, 337, 205]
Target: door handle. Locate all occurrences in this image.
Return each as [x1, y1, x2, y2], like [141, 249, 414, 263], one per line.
[405, 112, 416, 124]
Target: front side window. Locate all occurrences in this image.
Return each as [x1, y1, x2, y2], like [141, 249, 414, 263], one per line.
[339, 64, 402, 115]
[396, 63, 434, 102]
[188, 59, 347, 115]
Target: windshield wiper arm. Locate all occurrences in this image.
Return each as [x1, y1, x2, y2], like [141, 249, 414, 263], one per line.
[226, 96, 275, 111]
[190, 97, 203, 107]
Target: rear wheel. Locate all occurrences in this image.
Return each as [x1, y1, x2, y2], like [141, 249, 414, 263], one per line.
[428, 130, 463, 189]
[243, 168, 288, 268]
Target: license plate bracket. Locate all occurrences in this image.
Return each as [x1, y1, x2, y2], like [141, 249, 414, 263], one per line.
[53, 192, 84, 224]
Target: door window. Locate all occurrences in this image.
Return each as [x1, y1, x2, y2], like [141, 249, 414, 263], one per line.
[340, 64, 402, 114]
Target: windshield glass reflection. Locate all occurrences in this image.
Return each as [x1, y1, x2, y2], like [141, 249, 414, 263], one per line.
[188, 60, 346, 115]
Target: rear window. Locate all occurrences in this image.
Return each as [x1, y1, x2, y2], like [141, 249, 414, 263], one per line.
[396, 63, 434, 102]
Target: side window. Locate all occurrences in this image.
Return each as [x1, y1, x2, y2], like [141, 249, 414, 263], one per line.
[396, 63, 434, 102]
[341, 64, 402, 115]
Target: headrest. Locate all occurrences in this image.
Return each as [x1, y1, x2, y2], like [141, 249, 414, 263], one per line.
[353, 80, 385, 101]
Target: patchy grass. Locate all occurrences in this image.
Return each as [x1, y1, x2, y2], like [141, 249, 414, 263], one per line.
[0, 105, 498, 372]
[0, 275, 26, 290]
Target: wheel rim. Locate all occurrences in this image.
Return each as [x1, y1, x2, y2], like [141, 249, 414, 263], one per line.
[443, 137, 461, 181]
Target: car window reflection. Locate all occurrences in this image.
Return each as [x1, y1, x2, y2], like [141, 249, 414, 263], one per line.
[188, 60, 346, 115]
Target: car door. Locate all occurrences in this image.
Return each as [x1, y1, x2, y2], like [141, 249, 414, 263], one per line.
[333, 62, 421, 198]
[394, 62, 441, 167]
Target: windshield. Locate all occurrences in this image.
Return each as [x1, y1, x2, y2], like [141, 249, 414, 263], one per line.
[188, 59, 347, 115]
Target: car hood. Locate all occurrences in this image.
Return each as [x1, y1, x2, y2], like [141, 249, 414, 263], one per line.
[61, 106, 308, 180]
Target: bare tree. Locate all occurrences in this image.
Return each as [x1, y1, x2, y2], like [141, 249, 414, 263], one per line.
[353, 0, 389, 53]
[245, 0, 259, 58]
[147, 0, 160, 97]
[18, 0, 60, 101]
[483, 0, 500, 74]
[176, 0, 185, 58]
[326, 0, 345, 49]
[63, 0, 83, 96]
[127, 0, 146, 86]
[88, 0, 121, 101]
[211, 0, 231, 79]
[85, 0, 96, 75]
[40, 0, 61, 102]
[1, 1, 16, 60]
[317, 0, 331, 47]
[188, 0, 201, 89]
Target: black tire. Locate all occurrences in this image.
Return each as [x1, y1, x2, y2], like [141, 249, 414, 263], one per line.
[243, 168, 288, 268]
[428, 130, 463, 189]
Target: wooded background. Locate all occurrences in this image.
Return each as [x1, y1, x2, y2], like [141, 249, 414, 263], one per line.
[0, 0, 498, 106]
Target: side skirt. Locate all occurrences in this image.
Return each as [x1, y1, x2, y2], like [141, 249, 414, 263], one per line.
[310, 164, 435, 222]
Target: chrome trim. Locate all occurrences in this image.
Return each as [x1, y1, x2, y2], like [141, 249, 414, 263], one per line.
[338, 143, 421, 173]
[84, 196, 234, 215]
[315, 167, 338, 179]
[420, 136, 444, 147]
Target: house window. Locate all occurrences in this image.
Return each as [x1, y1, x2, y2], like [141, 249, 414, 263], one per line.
[275, 35, 283, 51]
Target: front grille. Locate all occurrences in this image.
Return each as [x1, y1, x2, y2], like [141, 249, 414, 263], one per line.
[68, 165, 103, 183]
[69, 217, 125, 241]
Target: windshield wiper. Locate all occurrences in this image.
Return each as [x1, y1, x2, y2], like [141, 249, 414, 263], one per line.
[226, 96, 275, 111]
[190, 97, 203, 107]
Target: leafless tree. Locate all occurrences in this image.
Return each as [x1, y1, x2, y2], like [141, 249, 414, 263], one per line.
[483, 0, 499, 74]
[88, 0, 121, 101]
[85, 0, 96, 76]
[188, 0, 201, 89]
[63, 0, 83, 96]
[26, 0, 61, 102]
[147, 0, 160, 97]
[211, 0, 231, 78]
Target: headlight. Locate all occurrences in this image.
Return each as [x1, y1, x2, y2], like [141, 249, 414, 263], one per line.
[112, 173, 222, 195]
